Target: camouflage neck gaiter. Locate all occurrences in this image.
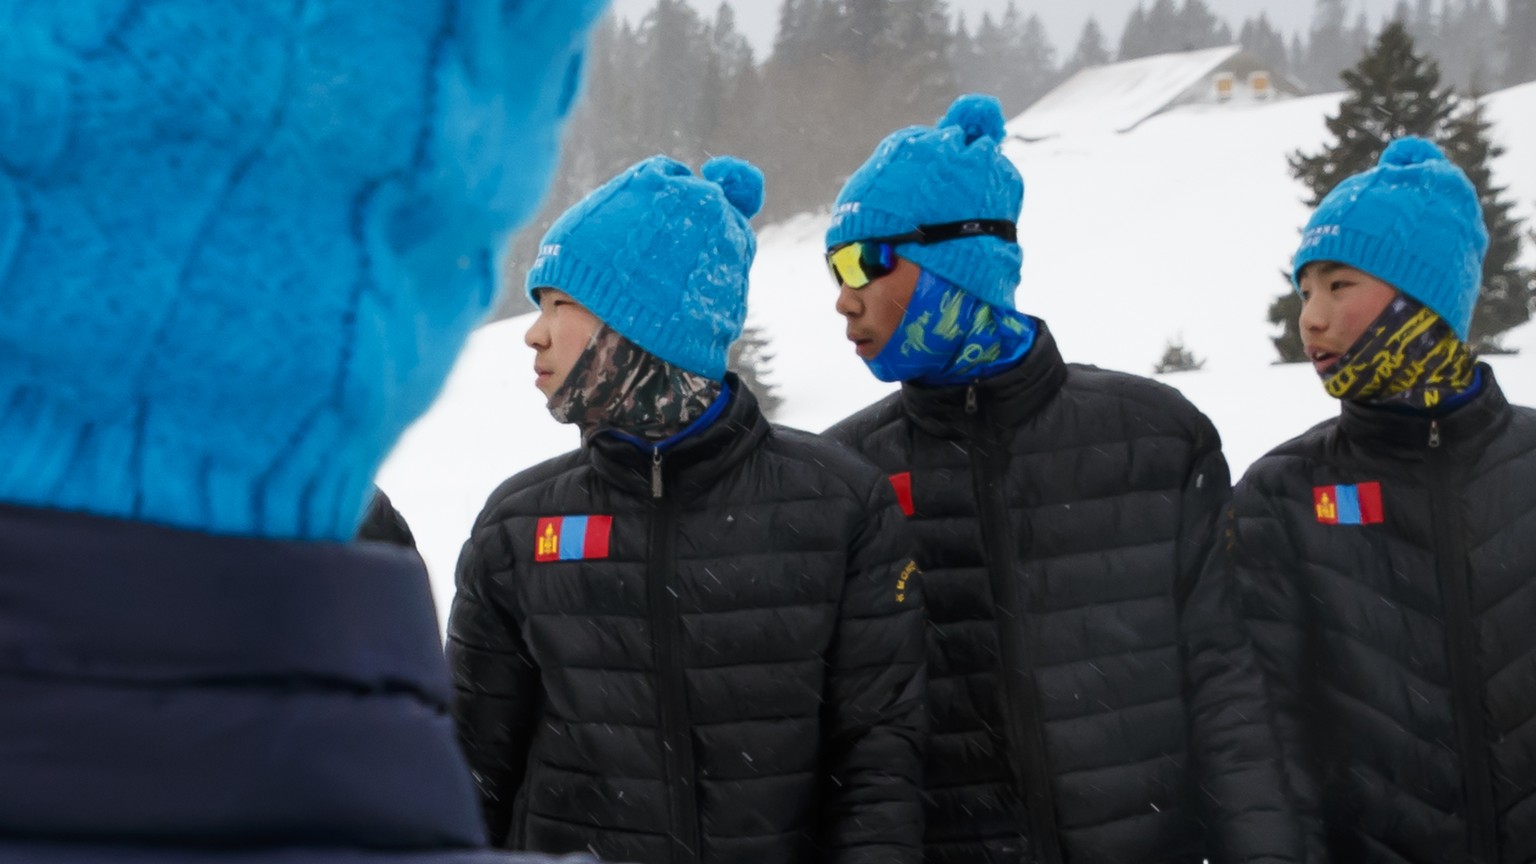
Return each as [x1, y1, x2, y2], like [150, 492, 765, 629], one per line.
[1323, 294, 1476, 410]
[547, 324, 723, 442]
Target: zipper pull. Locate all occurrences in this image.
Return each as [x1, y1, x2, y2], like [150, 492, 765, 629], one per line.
[965, 383, 978, 415]
[1429, 420, 1442, 449]
[651, 448, 664, 498]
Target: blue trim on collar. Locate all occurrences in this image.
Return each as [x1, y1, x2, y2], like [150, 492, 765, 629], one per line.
[604, 381, 734, 454]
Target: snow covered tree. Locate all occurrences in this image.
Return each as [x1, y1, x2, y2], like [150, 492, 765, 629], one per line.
[1275, 22, 1533, 358]
[1153, 336, 1206, 374]
[1064, 16, 1111, 76]
[1240, 13, 1289, 78]
[1118, 6, 1150, 60]
[1118, 0, 1231, 60]
[1303, 0, 1355, 91]
[1177, 0, 1233, 50]
[729, 325, 784, 419]
[1511, 0, 1536, 84]
[954, 3, 1057, 117]
[1438, 0, 1503, 92]
[1442, 96, 1536, 350]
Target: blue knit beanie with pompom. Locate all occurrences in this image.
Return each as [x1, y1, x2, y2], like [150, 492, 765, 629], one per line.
[1293, 136, 1488, 340]
[827, 94, 1024, 309]
[526, 155, 764, 380]
[0, 1, 608, 540]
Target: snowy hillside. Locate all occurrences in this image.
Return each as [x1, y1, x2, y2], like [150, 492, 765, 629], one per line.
[380, 81, 1536, 624]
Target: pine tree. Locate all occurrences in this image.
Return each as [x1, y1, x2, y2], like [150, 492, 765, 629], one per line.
[1304, 0, 1354, 91]
[1064, 16, 1111, 75]
[1442, 96, 1536, 350]
[1153, 335, 1206, 374]
[1291, 23, 1456, 208]
[729, 325, 784, 419]
[1143, 0, 1181, 54]
[1011, 13, 1059, 110]
[1177, 0, 1233, 50]
[1118, 6, 1150, 60]
[1239, 13, 1288, 77]
[1274, 22, 1533, 358]
[1511, 0, 1536, 84]
[1439, 0, 1503, 92]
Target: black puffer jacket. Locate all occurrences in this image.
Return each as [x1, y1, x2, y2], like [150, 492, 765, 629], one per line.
[826, 323, 1299, 864]
[360, 487, 418, 548]
[1230, 367, 1536, 863]
[448, 381, 927, 864]
[0, 504, 590, 864]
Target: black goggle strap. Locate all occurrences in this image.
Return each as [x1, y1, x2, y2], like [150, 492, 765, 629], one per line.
[866, 219, 1018, 247]
[827, 219, 1017, 287]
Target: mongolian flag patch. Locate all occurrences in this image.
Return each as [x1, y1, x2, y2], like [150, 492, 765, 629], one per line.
[1313, 482, 1384, 526]
[888, 472, 915, 517]
[534, 515, 613, 562]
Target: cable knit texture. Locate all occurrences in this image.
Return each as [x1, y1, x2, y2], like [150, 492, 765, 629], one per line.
[1292, 136, 1488, 340]
[0, 0, 606, 539]
[524, 155, 763, 379]
[826, 93, 1023, 309]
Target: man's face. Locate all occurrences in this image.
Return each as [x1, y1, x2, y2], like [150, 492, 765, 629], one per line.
[1297, 262, 1400, 375]
[525, 288, 601, 397]
[834, 257, 921, 360]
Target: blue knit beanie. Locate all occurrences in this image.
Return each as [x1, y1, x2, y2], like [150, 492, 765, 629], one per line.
[526, 155, 764, 380]
[0, 1, 607, 540]
[1292, 136, 1488, 340]
[826, 93, 1024, 310]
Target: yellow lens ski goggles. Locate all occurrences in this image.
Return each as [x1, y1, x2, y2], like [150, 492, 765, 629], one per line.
[825, 219, 1017, 288]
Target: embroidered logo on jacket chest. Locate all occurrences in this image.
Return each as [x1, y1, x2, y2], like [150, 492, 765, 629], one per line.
[534, 515, 613, 562]
[1313, 482, 1384, 525]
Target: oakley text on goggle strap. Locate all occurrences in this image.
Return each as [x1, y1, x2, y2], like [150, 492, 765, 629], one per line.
[826, 219, 1017, 289]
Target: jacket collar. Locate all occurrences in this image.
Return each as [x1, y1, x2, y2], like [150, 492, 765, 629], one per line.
[1337, 362, 1511, 461]
[0, 503, 451, 704]
[899, 318, 1069, 439]
[586, 373, 770, 500]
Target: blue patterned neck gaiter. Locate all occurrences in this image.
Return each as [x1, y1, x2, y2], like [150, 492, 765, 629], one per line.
[866, 269, 1037, 385]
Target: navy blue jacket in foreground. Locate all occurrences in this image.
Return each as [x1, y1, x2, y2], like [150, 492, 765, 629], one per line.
[0, 504, 593, 864]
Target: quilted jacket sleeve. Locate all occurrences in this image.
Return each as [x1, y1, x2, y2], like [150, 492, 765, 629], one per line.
[1177, 442, 1305, 863]
[446, 518, 541, 847]
[818, 480, 929, 864]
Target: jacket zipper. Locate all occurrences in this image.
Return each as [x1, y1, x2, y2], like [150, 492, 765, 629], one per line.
[966, 384, 1062, 864]
[652, 448, 665, 498]
[647, 452, 699, 864]
[1428, 431, 1496, 861]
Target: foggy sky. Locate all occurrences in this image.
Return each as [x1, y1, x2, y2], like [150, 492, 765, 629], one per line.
[610, 0, 1400, 61]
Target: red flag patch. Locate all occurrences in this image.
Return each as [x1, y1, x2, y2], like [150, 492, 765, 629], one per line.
[534, 515, 613, 562]
[1313, 482, 1384, 526]
[888, 472, 915, 517]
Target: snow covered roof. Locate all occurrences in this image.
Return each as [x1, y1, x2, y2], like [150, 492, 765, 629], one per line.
[1008, 44, 1244, 141]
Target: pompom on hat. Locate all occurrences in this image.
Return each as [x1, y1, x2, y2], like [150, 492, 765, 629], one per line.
[826, 93, 1024, 309]
[1292, 136, 1488, 340]
[526, 155, 764, 380]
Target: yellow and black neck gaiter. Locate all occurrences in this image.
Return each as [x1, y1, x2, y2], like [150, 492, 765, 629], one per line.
[1323, 294, 1476, 410]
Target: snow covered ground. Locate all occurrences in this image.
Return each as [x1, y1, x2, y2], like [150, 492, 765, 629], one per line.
[380, 81, 1536, 625]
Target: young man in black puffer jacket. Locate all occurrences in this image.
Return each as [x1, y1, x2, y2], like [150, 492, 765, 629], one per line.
[448, 155, 927, 864]
[1229, 137, 1536, 863]
[821, 94, 1300, 864]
